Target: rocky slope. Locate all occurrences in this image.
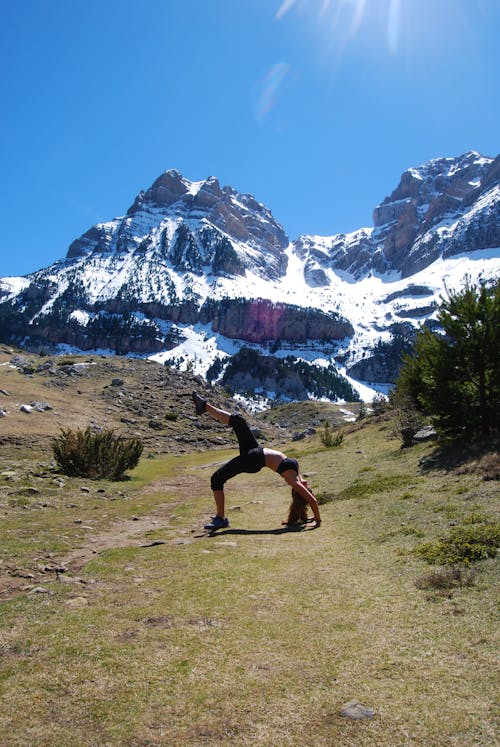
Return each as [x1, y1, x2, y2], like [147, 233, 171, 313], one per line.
[0, 152, 498, 401]
[0, 346, 264, 454]
[0, 345, 359, 456]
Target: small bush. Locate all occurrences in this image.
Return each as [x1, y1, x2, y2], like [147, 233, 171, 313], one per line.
[400, 526, 425, 538]
[414, 522, 500, 566]
[371, 393, 389, 415]
[8, 496, 30, 508]
[389, 391, 424, 447]
[320, 422, 344, 448]
[52, 427, 144, 480]
[357, 403, 367, 421]
[415, 566, 476, 590]
[316, 491, 335, 505]
[339, 474, 409, 500]
[463, 512, 493, 525]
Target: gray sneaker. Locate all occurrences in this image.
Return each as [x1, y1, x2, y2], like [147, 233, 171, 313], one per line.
[204, 516, 229, 530]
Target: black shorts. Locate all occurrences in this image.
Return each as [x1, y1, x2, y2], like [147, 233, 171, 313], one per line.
[276, 457, 299, 475]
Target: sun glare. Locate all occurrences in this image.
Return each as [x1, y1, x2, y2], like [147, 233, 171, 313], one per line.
[276, 0, 403, 57]
[276, 0, 497, 61]
[267, 0, 494, 120]
[387, 0, 401, 54]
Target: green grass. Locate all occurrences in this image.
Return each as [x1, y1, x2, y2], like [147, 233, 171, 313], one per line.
[338, 473, 411, 500]
[0, 420, 498, 746]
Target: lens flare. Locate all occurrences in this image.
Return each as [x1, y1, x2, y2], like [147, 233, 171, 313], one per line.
[387, 0, 401, 54]
[255, 62, 291, 122]
[276, 0, 297, 21]
[334, 0, 367, 41]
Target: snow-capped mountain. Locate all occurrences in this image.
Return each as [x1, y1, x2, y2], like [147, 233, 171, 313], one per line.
[295, 151, 499, 280]
[1, 151, 499, 403]
[66, 170, 290, 281]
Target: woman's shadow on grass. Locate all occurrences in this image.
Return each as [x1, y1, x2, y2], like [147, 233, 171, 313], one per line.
[194, 525, 313, 538]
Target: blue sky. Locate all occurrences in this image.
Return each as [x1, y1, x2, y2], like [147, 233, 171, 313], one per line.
[1, 0, 498, 277]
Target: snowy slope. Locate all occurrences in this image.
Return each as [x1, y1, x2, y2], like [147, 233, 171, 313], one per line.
[147, 248, 500, 386]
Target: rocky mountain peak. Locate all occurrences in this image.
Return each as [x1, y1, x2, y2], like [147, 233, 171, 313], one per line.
[380, 151, 492, 210]
[292, 151, 498, 283]
[370, 151, 497, 276]
[190, 176, 224, 211]
[127, 169, 190, 214]
[66, 169, 289, 279]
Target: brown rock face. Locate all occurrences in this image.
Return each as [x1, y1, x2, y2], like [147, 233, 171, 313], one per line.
[209, 198, 251, 243]
[67, 224, 115, 259]
[372, 200, 418, 267]
[128, 170, 189, 213]
[356, 151, 498, 277]
[200, 298, 353, 344]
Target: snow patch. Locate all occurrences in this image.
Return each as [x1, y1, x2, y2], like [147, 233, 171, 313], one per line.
[69, 309, 90, 325]
[0, 276, 30, 299]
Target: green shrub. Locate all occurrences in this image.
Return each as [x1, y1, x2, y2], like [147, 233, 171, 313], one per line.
[357, 403, 367, 421]
[400, 525, 425, 538]
[463, 512, 493, 525]
[320, 422, 344, 448]
[389, 390, 424, 447]
[371, 393, 389, 415]
[52, 427, 143, 480]
[339, 474, 409, 500]
[8, 496, 30, 508]
[414, 522, 500, 566]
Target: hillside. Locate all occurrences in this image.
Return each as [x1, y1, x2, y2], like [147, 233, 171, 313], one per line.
[0, 350, 498, 745]
[0, 345, 362, 454]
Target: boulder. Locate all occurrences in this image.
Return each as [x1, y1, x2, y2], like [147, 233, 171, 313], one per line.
[340, 700, 375, 720]
[413, 425, 437, 443]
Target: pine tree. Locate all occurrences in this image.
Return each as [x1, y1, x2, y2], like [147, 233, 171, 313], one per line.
[396, 278, 500, 441]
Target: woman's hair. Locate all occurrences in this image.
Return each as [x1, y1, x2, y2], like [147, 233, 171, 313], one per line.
[283, 488, 309, 526]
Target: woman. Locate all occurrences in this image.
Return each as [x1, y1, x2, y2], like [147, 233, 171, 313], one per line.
[192, 392, 321, 531]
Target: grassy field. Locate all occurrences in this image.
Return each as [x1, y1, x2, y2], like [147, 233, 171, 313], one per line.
[0, 413, 498, 746]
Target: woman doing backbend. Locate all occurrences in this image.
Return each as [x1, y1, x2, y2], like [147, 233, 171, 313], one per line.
[192, 392, 322, 531]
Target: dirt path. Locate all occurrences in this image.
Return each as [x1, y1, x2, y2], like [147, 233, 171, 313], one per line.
[65, 473, 207, 572]
[1, 474, 204, 601]
[64, 509, 179, 573]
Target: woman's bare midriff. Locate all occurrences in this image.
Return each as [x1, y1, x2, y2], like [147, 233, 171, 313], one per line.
[263, 448, 286, 471]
